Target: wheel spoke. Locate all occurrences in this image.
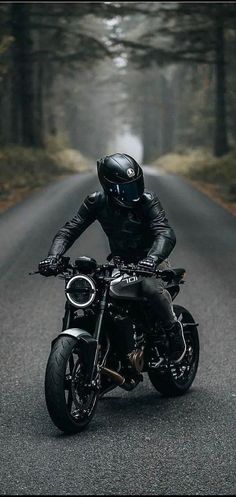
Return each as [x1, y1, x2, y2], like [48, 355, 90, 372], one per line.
[67, 348, 98, 422]
[170, 334, 196, 382]
[45, 338, 99, 433]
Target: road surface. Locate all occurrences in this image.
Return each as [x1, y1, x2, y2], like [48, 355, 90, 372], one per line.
[0, 168, 235, 495]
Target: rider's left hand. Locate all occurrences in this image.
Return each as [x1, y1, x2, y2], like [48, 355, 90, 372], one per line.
[137, 256, 157, 272]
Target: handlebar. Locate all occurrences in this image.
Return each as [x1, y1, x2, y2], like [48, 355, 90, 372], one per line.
[97, 262, 157, 276]
[30, 256, 180, 282]
[95, 262, 178, 281]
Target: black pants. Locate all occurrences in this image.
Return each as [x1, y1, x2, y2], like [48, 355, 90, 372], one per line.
[141, 260, 177, 328]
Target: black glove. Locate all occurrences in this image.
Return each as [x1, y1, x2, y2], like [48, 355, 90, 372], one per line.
[38, 255, 61, 277]
[137, 256, 158, 273]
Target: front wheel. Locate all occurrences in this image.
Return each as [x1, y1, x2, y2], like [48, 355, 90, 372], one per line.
[148, 305, 199, 397]
[45, 336, 99, 433]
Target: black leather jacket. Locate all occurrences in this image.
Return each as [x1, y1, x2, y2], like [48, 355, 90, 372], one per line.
[48, 191, 176, 263]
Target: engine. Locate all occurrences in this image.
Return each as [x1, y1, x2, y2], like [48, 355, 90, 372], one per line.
[108, 302, 145, 373]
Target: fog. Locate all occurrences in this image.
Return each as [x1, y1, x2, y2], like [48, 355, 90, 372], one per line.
[108, 125, 143, 163]
[0, 2, 235, 199]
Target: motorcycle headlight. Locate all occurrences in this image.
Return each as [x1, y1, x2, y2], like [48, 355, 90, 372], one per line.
[65, 275, 96, 308]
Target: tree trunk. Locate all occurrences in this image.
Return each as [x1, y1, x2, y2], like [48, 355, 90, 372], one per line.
[214, 12, 229, 157]
[10, 4, 37, 147]
[34, 55, 44, 147]
[10, 11, 21, 144]
[44, 65, 57, 138]
[160, 74, 174, 156]
[140, 74, 161, 163]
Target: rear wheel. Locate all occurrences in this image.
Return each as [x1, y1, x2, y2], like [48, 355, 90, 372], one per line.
[45, 336, 99, 433]
[148, 305, 199, 396]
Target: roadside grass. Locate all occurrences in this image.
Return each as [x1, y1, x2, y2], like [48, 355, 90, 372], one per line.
[152, 148, 236, 216]
[0, 142, 92, 213]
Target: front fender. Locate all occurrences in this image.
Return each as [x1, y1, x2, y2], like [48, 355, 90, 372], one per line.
[51, 328, 98, 378]
[51, 328, 97, 347]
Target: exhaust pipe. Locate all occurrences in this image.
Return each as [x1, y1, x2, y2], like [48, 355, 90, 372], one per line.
[100, 366, 142, 391]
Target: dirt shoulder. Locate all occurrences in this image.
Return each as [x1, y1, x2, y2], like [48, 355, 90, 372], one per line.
[0, 145, 93, 214]
[152, 149, 236, 217]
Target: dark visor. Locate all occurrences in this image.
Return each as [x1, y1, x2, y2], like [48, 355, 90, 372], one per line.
[106, 175, 144, 202]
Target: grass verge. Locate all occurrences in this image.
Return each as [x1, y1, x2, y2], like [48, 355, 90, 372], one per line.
[152, 148, 236, 217]
[0, 144, 92, 214]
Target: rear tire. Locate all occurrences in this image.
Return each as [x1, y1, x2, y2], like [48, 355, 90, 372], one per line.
[45, 336, 99, 433]
[148, 305, 199, 397]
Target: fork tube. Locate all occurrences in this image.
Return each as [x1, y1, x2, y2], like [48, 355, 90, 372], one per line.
[94, 286, 108, 340]
[90, 285, 109, 381]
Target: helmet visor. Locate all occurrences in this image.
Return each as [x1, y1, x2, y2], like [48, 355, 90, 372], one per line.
[106, 175, 144, 203]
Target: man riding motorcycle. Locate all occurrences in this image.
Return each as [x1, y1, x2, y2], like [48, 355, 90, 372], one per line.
[38, 153, 186, 390]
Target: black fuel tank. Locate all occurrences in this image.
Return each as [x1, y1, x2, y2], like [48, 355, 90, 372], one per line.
[109, 274, 145, 301]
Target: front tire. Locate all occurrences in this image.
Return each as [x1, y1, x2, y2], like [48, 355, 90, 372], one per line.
[45, 336, 99, 433]
[148, 305, 199, 397]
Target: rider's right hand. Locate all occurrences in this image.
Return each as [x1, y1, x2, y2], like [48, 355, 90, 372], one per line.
[38, 255, 61, 277]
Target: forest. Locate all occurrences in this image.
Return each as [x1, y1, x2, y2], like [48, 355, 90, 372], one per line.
[0, 2, 236, 212]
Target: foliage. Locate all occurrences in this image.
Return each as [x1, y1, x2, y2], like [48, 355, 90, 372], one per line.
[0, 144, 91, 213]
[152, 147, 236, 202]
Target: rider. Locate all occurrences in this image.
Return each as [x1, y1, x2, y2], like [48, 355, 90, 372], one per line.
[38, 153, 186, 365]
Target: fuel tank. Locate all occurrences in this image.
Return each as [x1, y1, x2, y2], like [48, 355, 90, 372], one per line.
[109, 272, 145, 301]
[109, 272, 180, 302]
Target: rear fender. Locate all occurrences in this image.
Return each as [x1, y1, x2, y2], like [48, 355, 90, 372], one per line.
[51, 328, 98, 378]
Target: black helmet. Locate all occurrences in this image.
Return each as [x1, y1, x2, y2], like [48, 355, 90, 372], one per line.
[97, 153, 144, 208]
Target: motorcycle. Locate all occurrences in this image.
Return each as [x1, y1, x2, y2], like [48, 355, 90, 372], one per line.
[31, 255, 199, 434]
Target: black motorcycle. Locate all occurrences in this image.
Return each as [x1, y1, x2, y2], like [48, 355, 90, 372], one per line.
[33, 255, 199, 434]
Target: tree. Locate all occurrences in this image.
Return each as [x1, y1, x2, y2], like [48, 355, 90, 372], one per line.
[0, 2, 114, 147]
[112, 2, 236, 156]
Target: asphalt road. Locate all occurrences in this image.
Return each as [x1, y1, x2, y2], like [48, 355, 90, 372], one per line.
[0, 168, 235, 496]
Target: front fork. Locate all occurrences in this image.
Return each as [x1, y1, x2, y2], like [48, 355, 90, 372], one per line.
[89, 285, 109, 384]
[61, 301, 71, 331]
[61, 285, 109, 387]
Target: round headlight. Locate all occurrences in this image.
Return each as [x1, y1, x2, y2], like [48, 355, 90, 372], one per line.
[65, 275, 96, 308]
